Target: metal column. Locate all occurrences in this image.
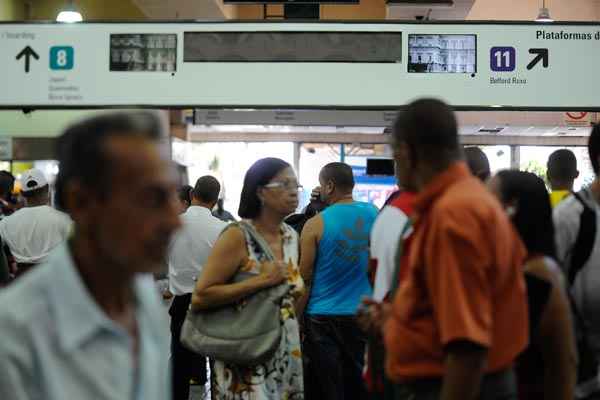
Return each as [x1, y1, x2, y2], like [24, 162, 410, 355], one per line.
[293, 142, 301, 175]
[510, 145, 521, 170]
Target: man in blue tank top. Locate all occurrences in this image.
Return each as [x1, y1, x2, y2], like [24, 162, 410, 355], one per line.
[299, 162, 378, 400]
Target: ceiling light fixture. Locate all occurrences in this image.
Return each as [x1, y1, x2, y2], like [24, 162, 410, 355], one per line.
[56, 1, 83, 23]
[535, 0, 553, 22]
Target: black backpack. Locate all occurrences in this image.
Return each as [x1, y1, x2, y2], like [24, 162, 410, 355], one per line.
[568, 191, 598, 384]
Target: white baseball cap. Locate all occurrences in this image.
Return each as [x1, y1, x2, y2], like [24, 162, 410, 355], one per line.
[21, 169, 48, 193]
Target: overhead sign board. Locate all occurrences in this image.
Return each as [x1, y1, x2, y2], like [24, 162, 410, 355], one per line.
[1, 22, 600, 110]
[194, 109, 399, 126]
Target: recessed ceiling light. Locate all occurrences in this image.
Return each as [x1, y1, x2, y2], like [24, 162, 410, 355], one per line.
[535, 0, 553, 22]
[56, 1, 83, 23]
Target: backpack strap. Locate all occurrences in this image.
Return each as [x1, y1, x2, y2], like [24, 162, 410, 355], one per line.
[568, 192, 597, 287]
[563, 192, 600, 384]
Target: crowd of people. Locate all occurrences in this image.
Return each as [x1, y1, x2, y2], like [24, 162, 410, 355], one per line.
[0, 100, 599, 400]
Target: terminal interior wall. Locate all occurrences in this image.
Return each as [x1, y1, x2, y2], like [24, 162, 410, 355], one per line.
[173, 140, 592, 220]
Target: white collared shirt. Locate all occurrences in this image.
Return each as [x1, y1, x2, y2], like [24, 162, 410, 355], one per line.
[0, 205, 72, 264]
[168, 206, 227, 295]
[0, 243, 171, 400]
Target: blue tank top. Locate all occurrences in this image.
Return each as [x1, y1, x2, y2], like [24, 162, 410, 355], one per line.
[307, 202, 378, 316]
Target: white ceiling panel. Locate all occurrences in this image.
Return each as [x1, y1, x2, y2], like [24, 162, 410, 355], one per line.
[133, 0, 225, 20]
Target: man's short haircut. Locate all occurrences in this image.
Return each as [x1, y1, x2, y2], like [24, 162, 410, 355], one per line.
[0, 171, 15, 199]
[192, 176, 221, 204]
[177, 185, 193, 205]
[55, 112, 162, 211]
[464, 147, 491, 181]
[320, 162, 355, 192]
[547, 149, 578, 182]
[22, 184, 49, 200]
[589, 124, 600, 175]
[392, 98, 460, 164]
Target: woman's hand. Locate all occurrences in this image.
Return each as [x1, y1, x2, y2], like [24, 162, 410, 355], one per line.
[259, 260, 288, 287]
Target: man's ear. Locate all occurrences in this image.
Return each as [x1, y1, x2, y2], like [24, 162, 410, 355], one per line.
[325, 180, 335, 195]
[62, 181, 95, 220]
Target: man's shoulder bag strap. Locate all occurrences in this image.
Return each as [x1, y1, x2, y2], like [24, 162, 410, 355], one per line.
[569, 192, 597, 287]
[568, 191, 599, 386]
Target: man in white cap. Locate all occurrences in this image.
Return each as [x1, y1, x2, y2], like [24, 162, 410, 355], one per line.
[0, 168, 71, 277]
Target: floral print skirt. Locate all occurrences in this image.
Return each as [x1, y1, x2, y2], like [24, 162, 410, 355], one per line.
[211, 297, 304, 400]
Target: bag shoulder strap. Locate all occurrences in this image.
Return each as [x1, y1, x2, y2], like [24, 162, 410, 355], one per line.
[219, 221, 276, 263]
[568, 192, 597, 287]
[238, 221, 276, 262]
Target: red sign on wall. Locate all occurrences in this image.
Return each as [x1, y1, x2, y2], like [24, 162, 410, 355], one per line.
[564, 112, 593, 126]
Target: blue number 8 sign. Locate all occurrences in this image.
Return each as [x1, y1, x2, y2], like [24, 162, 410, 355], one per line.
[50, 46, 74, 70]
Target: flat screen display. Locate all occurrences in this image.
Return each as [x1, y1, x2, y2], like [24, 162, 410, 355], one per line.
[110, 34, 177, 72]
[366, 159, 395, 176]
[408, 34, 476, 73]
[184, 32, 402, 63]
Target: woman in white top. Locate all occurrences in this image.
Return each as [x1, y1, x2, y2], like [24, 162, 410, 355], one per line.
[192, 158, 305, 400]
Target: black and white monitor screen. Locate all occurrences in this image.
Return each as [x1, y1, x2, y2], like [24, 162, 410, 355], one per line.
[408, 34, 476, 73]
[110, 34, 177, 72]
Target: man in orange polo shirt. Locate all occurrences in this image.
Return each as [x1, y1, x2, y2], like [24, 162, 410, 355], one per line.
[383, 99, 529, 400]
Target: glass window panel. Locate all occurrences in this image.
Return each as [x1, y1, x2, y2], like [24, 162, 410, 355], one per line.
[480, 145, 511, 175]
[177, 141, 295, 219]
[298, 143, 341, 210]
[520, 146, 592, 191]
[344, 143, 395, 209]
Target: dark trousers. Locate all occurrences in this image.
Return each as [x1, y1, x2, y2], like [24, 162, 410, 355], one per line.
[169, 293, 207, 400]
[385, 368, 518, 400]
[303, 315, 369, 400]
[366, 334, 389, 400]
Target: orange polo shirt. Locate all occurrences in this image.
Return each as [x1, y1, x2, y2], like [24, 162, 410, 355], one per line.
[384, 162, 528, 382]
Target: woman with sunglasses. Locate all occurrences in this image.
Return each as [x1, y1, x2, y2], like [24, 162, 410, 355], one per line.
[192, 157, 305, 399]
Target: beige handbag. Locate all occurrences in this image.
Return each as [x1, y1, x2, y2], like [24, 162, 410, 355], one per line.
[180, 221, 289, 366]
